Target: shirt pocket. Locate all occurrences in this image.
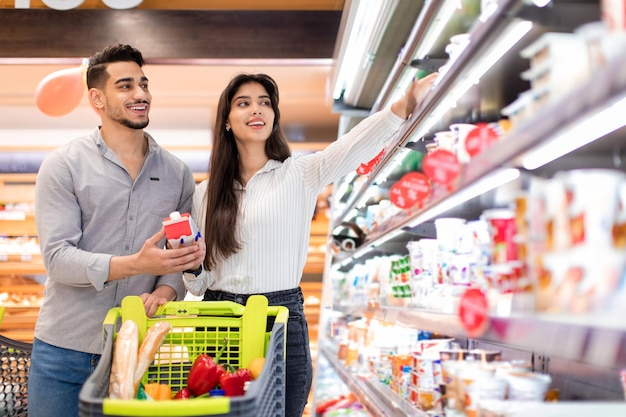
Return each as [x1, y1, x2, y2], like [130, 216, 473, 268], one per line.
[146, 176, 182, 219]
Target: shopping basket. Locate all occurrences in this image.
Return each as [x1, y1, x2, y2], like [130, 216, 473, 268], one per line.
[0, 306, 32, 417]
[79, 295, 288, 417]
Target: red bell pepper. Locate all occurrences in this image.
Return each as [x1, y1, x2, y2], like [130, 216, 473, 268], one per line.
[219, 366, 252, 397]
[186, 340, 228, 396]
[173, 387, 193, 399]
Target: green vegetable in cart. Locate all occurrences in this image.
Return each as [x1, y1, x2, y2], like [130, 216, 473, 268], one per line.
[173, 387, 193, 400]
[219, 366, 253, 397]
[187, 339, 228, 396]
[135, 383, 147, 400]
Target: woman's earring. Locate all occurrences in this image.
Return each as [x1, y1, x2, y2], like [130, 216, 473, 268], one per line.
[226, 126, 231, 131]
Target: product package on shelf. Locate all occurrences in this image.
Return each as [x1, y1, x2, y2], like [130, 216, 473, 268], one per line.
[325, 312, 572, 417]
[0, 305, 32, 417]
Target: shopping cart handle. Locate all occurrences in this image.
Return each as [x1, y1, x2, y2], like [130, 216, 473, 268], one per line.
[153, 299, 247, 317]
[103, 307, 121, 326]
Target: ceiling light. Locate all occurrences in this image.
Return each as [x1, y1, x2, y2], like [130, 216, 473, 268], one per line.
[413, 0, 462, 60]
[332, 0, 387, 100]
[531, 0, 551, 7]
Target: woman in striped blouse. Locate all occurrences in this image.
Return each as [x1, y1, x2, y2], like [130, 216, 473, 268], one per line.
[183, 71, 438, 417]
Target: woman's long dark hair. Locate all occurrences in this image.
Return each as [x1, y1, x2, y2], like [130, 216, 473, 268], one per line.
[203, 73, 291, 270]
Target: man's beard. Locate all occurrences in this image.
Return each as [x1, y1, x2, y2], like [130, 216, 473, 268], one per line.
[106, 101, 150, 130]
[119, 118, 149, 130]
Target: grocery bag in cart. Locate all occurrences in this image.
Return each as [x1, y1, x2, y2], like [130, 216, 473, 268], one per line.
[0, 305, 33, 417]
[79, 294, 287, 417]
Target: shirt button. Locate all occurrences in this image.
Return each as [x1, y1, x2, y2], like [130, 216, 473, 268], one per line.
[125, 245, 129, 250]
[129, 216, 134, 221]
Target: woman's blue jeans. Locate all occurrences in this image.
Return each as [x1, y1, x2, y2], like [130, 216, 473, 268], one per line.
[27, 338, 101, 417]
[204, 287, 313, 417]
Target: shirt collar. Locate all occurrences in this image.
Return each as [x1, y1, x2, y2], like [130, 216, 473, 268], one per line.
[91, 127, 159, 156]
[234, 159, 283, 189]
[261, 159, 282, 172]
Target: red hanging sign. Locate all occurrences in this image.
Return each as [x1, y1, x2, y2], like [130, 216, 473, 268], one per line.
[421, 149, 461, 187]
[464, 123, 500, 157]
[389, 172, 431, 209]
[458, 288, 489, 338]
[356, 149, 385, 175]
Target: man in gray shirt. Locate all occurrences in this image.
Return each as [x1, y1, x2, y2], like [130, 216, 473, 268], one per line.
[27, 44, 205, 417]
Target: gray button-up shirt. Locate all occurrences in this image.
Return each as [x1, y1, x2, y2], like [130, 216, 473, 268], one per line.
[34, 128, 194, 354]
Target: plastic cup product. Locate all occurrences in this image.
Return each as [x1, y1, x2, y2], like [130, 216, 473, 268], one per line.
[493, 360, 532, 378]
[557, 169, 626, 249]
[505, 372, 552, 401]
[481, 209, 517, 264]
[457, 364, 497, 416]
[417, 388, 436, 411]
[440, 349, 470, 361]
[468, 376, 507, 403]
[449, 123, 476, 164]
[407, 241, 424, 281]
[466, 349, 502, 363]
[434, 131, 456, 152]
[435, 217, 467, 253]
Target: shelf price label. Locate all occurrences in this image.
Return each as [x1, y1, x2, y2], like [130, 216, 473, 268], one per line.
[356, 148, 385, 175]
[390, 172, 431, 209]
[458, 288, 489, 338]
[464, 123, 500, 157]
[421, 149, 460, 190]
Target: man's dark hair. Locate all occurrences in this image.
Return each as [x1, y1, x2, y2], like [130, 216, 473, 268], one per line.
[86, 44, 144, 89]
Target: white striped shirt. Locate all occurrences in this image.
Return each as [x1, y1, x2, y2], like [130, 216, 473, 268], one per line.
[184, 106, 405, 295]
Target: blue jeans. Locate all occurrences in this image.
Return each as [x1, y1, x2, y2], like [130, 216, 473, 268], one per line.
[204, 287, 313, 417]
[28, 338, 101, 417]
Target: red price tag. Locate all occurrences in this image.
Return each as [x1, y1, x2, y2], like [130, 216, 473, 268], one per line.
[389, 172, 431, 209]
[464, 123, 500, 157]
[356, 149, 385, 175]
[459, 288, 489, 337]
[421, 149, 460, 186]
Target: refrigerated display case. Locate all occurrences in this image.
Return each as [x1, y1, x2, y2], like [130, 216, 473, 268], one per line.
[314, 0, 626, 416]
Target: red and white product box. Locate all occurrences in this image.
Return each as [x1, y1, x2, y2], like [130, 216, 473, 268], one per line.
[162, 211, 200, 249]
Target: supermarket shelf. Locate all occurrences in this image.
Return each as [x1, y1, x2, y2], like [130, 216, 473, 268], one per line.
[320, 0, 626, 414]
[0, 260, 45, 275]
[332, 46, 626, 266]
[498, 402, 626, 417]
[320, 334, 626, 416]
[318, 339, 427, 417]
[332, 304, 626, 369]
[464, 50, 626, 182]
[0, 215, 37, 236]
[333, 0, 519, 225]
